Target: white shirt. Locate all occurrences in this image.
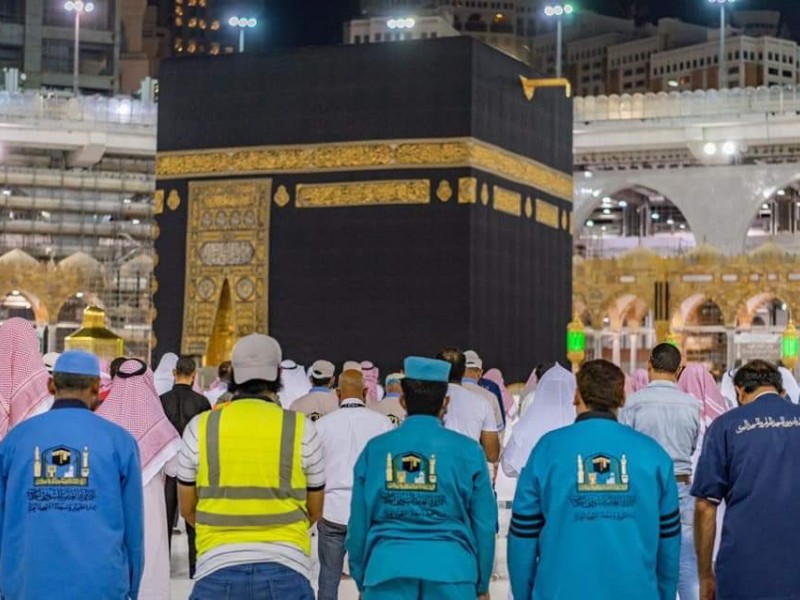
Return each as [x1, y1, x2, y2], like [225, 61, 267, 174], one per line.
[204, 383, 228, 407]
[463, 379, 505, 432]
[315, 398, 393, 525]
[443, 383, 498, 442]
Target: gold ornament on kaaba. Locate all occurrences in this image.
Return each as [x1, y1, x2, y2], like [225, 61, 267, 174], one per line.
[274, 185, 290, 207]
[167, 190, 182, 211]
[519, 76, 572, 100]
[436, 180, 453, 203]
[65, 306, 124, 361]
[154, 190, 165, 215]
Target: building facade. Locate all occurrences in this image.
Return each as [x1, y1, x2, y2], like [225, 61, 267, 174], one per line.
[350, 3, 798, 97]
[0, 91, 156, 357]
[573, 86, 800, 376]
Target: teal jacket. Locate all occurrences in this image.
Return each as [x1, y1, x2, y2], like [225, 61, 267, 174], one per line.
[346, 415, 497, 593]
[509, 412, 680, 600]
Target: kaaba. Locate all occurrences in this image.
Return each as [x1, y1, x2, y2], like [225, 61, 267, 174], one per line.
[154, 36, 573, 381]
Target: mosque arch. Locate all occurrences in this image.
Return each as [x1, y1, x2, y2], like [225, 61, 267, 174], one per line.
[746, 178, 800, 252]
[0, 289, 48, 325]
[677, 296, 728, 377]
[575, 185, 695, 257]
[736, 293, 791, 329]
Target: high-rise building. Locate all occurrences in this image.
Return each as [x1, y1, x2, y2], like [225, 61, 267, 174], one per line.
[0, 0, 122, 93]
[350, 2, 800, 96]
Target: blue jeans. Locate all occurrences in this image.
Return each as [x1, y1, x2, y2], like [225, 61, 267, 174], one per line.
[363, 579, 476, 599]
[189, 562, 314, 600]
[318, 518, 348, 600]
[678, 483, 699, 600]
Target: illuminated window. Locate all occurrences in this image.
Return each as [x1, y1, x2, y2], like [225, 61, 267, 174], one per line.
[174, 39, 183, 50]
[175, 6, 183, 15]
[210, 19, 220, 30]
[175, 17, 183, 26]
[199, 19, 206, 29]
[188, 42, 197, 53]
[188, 17, 197, 27]
[224, 46, 234, 54]
[210, 42, 220, 55]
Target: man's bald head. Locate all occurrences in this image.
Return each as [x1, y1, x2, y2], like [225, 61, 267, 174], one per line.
[337, 369, 365, 401]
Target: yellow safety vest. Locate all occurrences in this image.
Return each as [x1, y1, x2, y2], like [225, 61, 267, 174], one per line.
[195, 398, 310, 557]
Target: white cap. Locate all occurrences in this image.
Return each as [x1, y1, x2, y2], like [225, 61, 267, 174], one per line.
[310, 360, 335, 379]
[232, 334, 282, 384]
[43, 352, 61, 374]
[464, 350, 483, 369]
[343, 360, 362, 373]
[385, 372, 405, 385]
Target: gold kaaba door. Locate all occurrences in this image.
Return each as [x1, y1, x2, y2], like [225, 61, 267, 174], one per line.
[181, 179, 271, 365]
[205, 279, 235, 366]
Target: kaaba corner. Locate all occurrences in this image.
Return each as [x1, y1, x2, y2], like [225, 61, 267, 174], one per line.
[154, 36, 573, 380]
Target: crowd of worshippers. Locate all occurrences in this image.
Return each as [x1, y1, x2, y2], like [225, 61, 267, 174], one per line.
[0, 314, 797, 599]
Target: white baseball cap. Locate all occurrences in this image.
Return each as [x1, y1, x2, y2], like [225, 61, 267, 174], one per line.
[43, 352, 61, 374]
[464, 350, 483, 369]
[310, 360, 335, 379]
[342, 360, 363, 373]
[232, 334, 282, 384]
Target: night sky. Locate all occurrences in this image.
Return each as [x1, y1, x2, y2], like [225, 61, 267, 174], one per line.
[260, 0, 800, 49]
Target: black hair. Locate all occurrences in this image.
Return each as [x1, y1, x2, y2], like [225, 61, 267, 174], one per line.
[435, 347, 462, 383]
[650, 343, 682, 374]
[733, 360, 783, 395]
[175, 355, 197, 377]
[401, 378, 448, 417]
[218, 361, 233, 380]
[311, 376, 332, 387]
[576, 360, 625, 412]
[109, 357, 127, 379]
[231, 378, 282, 397]
[52, 372, 99, 392]
[535, 362, 557, 380]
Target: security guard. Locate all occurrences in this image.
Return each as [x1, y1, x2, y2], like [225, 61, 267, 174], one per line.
[177, 334, 325, 600]
[0, 350, 144, 600]
[346, 356, 497, 600]
[509, 359, 680, 600]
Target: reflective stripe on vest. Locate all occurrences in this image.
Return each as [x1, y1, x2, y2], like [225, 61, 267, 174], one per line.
[197, 407, 307, 505]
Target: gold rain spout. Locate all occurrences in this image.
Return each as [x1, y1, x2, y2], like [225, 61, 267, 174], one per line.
[519, 76, 572, 101]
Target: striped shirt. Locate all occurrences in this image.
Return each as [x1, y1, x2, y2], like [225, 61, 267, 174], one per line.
[177, 403, 325, 581]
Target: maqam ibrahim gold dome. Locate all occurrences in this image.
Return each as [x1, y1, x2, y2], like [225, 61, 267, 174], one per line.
[65, 306, 124, 361]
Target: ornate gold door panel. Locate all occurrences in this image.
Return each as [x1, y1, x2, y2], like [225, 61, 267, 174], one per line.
[182, 179, 271, 360]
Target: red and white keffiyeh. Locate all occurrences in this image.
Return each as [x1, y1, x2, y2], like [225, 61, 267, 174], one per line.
[97, 359, 180, 485]
[679, 363, 729, 428]
[361, 360, 380, 403]
[0, 318, 52, 438]
[484, 368, 516, 419]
